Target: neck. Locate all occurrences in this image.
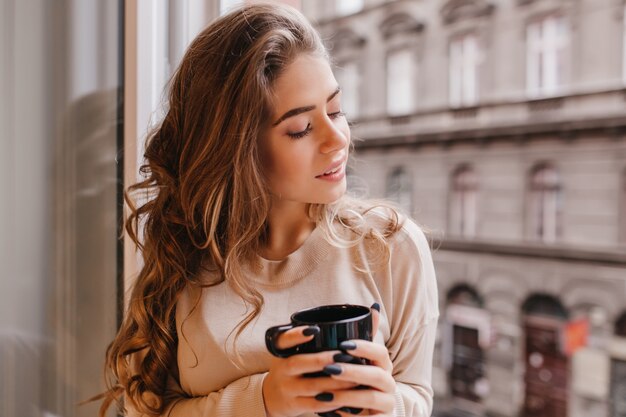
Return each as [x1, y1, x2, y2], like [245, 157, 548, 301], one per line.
[261, 200, 316, 261]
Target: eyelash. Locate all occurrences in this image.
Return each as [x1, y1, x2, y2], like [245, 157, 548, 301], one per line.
[287, 111, 346, 139]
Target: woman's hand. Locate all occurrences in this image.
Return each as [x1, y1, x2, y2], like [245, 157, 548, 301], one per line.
[314, 307, 397, 416]
[262, 326, 360, 417]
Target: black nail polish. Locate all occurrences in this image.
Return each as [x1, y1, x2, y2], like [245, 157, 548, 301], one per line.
[323, 364, 343, 375]
[303, 326, 320, 336]
[333, 353, 354, 363]
[339, 341, 357, 351]
[340, 406, 363, 414]
[371, 302, 380, 312]
[315, 392, 334, 402]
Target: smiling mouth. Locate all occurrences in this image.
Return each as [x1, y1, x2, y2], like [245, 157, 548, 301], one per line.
[316, 164, 342, 178]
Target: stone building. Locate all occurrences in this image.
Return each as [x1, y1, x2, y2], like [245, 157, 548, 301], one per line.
[302, 1, 626, 416]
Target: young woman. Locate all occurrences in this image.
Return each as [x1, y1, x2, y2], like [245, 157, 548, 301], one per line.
[98, 3, 439, 417]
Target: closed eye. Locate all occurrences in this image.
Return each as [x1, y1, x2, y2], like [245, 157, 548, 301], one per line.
[287, 123, 312, 139]
[286, 111, 346, 140]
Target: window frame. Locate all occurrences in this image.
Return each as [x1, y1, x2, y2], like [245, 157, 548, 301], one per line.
[526, 14, 568, 99]
[449, 32, 480, 108]
[386, 48, 417, 117]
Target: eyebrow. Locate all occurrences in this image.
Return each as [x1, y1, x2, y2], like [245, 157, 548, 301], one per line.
[272, 86, 341, 127]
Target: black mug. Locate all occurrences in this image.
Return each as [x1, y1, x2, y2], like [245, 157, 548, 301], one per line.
[265, 304, 373, 357]
[265, 304, 373, 417]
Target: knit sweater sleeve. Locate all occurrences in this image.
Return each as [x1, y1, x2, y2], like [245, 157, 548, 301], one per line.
[384, 219, 440, 417]
[124, 355, 269, 417]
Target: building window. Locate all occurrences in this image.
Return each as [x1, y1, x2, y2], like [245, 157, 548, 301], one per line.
[220, 0, 244, 15]
[623, 5, 626, 84]
[386, 49, 416, 116]
[526, 15, 568, 98]
[449, 33, 480, 108]
[386, 167, 412, 213]
[445, 285, 490, 404]
[335, 62, 360, 119]
[336, 0, 363, 16]
[528, 164, 562, 243]
[450, 165, 478, 238]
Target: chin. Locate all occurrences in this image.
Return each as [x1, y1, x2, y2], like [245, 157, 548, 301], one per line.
[316, 185, 347, 205]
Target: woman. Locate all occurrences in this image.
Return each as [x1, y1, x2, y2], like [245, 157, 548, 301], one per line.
[98, 3, 439, 417]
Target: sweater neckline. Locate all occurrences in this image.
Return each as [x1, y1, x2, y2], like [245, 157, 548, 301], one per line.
[247, 225, 331, 287]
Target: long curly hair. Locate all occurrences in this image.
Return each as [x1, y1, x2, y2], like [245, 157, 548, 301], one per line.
[96, 3, 401, 416]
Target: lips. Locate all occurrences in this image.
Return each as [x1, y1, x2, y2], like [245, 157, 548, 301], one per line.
[316, 157, 347, 178]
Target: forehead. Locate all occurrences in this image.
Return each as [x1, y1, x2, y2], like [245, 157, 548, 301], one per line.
[271, 54, 338, 108]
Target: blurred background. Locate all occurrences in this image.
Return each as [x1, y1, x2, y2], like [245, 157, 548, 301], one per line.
[1, 0, 625, 416]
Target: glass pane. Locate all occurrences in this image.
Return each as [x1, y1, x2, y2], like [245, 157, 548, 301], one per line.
[0, 2, 121, 416]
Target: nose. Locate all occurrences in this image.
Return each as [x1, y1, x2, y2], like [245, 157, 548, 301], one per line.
[319, 116, 349, 154]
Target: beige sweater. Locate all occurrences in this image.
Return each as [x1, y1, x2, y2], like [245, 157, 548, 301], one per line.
[127, 218, 440, 417]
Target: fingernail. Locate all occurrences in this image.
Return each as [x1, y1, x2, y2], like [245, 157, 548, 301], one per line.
[315, 392, 334, 402]
[323, 364, 343, 375]
[339, 341, 357, 351]
[333, 353, 354, 363]
[303, 326, 320, 336]
[371, 302, 380, 312]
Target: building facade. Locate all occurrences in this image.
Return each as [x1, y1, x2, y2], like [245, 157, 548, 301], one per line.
[303, 0, 626, 416]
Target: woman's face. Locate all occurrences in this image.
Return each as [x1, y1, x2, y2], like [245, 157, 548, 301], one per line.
[260, 54, 350, 206]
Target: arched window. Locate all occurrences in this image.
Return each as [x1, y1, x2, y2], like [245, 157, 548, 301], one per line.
[450, 165, 478, 238]
[445, 284, 489, 404]
[386, 167, 412, 213]
[528, 163, 562, 243]
[521, 294, 569, 417]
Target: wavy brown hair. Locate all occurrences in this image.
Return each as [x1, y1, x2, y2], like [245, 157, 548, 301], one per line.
[96, 3, 402, 417]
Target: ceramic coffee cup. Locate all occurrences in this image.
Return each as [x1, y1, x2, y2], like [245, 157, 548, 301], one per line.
[265, 304, 373, 416]
[265, 304, 373, 357]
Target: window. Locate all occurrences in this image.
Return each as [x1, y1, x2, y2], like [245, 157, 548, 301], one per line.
[528, 164, 562, 242]
[386, 167, 412, 213]
[449, 34, 480, 108]
[450, 165, 478, 238]
[336, 0, 363, 16]
[386, 49, 416, 116]
[526, 15, 568, 98]
[221, 0, 244, 15]
[335, 62, 360, 119]
[623, 5, 626, 84]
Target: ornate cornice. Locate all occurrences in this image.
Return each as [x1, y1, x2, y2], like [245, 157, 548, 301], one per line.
[440, 0, 496, 25]
[379, 12, 425, 40]
[327, 27, 366, 52]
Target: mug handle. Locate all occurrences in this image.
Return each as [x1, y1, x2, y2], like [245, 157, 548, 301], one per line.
[265, 323, 299, 358]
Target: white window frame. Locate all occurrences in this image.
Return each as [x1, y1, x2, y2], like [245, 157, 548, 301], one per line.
[386, 49, 416, 116]
[125, 0, 216, 299]
[449, 33, 480, 108]
[335, 61, 360, 119]
[623, 5, 626, 85]
[221, 0, 245, 15]
[526, 15, 568, 98]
